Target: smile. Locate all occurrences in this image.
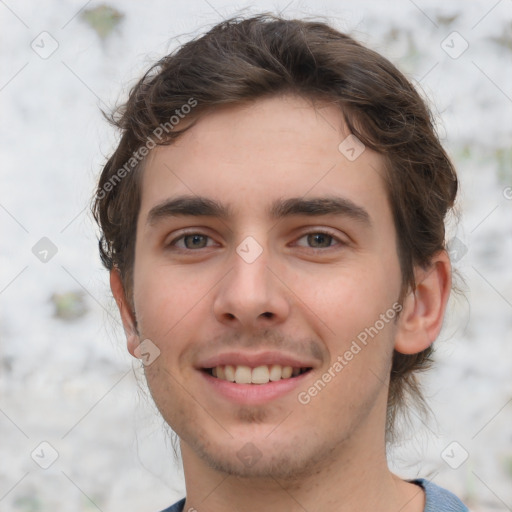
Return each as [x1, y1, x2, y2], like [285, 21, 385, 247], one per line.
[204, 364, 312, 384]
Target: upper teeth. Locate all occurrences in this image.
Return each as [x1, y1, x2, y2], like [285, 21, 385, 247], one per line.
[211, 365, 304, 384]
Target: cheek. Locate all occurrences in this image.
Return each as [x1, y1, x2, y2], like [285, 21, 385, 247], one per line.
[132, 264, 206, 420]
[292, 259, 399, 401]
[297, 275, 397, 419]
[296, 260, 400, 342]
[131, 260, 209, 366]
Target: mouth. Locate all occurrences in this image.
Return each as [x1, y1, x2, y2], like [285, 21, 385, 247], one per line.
[203, 364, 313, 384]
[197, 351, 318, 404]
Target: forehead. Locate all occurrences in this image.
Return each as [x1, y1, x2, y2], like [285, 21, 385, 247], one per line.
[138, 94, 389, 224]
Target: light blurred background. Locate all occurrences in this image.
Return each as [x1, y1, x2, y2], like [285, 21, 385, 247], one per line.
[0, 0, 511, 510]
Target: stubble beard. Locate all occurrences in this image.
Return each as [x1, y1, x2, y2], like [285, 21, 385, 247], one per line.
[175, 403, 353, 482]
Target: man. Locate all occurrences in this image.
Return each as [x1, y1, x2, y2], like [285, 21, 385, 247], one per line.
[92, 14, 468, 512]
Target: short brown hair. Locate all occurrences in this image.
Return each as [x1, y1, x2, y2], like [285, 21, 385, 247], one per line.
[92, 14, 458, 440]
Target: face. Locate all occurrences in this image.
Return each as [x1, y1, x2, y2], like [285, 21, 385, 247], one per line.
[127, 94, 405, 478]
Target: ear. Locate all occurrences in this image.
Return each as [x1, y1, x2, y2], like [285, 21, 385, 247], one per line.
[110, 268, 139, 358]
[394, 250, 452, 354]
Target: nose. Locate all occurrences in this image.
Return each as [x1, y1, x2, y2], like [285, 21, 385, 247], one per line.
[212, 239, 290, 329]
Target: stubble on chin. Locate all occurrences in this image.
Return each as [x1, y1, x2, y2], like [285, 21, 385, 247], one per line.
[179, 417, 347, 483]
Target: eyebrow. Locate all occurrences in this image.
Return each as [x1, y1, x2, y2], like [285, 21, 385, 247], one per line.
[146, 194, 371, 227]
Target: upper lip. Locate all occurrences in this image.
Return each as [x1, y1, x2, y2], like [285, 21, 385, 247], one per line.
[196, 351, 317, 370]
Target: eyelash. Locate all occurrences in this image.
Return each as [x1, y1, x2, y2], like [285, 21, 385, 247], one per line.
[166, 229, 346, 252]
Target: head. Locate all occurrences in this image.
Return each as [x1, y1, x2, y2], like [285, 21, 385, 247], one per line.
[92, 14, 456, 475]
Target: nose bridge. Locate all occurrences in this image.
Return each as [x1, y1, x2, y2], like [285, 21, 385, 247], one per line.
[213, 233, 289, 326]
[230, 234, 271, 303]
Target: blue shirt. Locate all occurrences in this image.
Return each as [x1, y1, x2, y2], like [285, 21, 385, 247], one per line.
[158, 478, 469, 511]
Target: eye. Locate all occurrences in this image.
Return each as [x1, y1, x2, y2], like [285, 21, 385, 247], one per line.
[294, 230, 345, 250]
[166, 229, 346, 252]
[168, 233, 215, 250]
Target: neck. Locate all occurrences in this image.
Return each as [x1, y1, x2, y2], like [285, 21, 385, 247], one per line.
[179, 418, 424, 512]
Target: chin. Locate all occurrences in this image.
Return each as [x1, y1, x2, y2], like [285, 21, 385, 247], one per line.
[181, 428, 342, 481]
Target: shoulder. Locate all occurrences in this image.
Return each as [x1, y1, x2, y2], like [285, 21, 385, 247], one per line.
[158, 498, 186, 512]
[412, 478, 469, 512]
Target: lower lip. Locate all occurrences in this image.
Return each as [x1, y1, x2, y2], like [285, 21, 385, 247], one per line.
[200, 370, 311, 405]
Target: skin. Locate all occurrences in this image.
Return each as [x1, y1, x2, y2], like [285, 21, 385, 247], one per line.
[110, 94, 451, 512]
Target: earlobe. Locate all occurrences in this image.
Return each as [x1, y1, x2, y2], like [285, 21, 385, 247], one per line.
[109, 268, 140, 357]
[394, 251, 452, 355]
